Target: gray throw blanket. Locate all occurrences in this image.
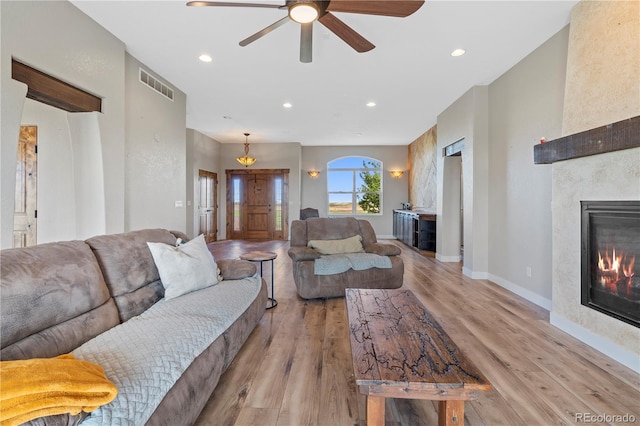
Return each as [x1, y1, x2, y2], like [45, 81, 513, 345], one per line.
[314, 252, 392, 275]
[73, 275, 261, 426]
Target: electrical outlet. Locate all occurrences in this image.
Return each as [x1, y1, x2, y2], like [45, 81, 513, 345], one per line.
[175, 200, 183, 208]
[526, 266, 532, 278]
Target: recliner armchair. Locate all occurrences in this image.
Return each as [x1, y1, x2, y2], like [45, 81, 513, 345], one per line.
[288, 217, 404, 299]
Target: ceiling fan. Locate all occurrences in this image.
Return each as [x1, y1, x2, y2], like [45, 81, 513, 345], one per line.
[186, 0, 425, 63]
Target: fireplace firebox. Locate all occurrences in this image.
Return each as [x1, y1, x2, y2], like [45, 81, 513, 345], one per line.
[581, 201, 640, 328]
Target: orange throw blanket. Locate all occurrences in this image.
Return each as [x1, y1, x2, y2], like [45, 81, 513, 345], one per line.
[0, 354, 117, 426]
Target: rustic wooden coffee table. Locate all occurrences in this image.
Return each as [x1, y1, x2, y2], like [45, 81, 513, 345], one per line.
[345, 288, 491, 426]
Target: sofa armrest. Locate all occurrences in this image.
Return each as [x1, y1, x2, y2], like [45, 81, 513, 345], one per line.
[217, 259, 257, 280]
[288, 247, 321, 261]
[364, 242, 401, 256]
[170, 230, 190, 243]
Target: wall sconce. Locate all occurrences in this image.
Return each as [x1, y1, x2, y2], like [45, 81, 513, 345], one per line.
[307, 171, 320, 178]
[390, 170, 404, 178]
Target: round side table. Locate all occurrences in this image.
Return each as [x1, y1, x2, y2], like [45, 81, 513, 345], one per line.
[240, 251, 278, 309]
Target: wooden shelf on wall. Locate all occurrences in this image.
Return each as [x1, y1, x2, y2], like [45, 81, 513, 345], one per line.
[533, 115, 640, 164]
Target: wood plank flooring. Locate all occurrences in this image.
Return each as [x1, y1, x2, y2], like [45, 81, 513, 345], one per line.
[197, 239, 640, 426]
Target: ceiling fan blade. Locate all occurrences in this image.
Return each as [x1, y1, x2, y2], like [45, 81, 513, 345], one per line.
[186, 1, 284, 9]
[239, 16, 290, 47]
[318, 12, 374, 53]
[326, 0, 424, 17]
[300, 22, 313, 63]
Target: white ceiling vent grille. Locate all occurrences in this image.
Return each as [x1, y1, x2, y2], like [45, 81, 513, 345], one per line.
[139, 68, 174, 101]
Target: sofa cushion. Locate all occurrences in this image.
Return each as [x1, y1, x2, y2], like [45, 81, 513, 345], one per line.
[85, 229, 177, 322]
[0, 241, 119, 360]
[308, 235, 364, 255]
[147, 235, 219, 300]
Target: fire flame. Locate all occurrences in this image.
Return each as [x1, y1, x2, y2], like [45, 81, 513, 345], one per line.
[597, 247, 635, 296]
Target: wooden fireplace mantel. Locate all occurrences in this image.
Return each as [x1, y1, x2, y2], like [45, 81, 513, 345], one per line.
[533, 115, 640, 164]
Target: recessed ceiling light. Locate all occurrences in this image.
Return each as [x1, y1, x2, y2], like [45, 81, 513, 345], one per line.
[199, 54, 212, 62]
[283, 102, 292, 108]
[451, 48, 466, 57]
[366, 102, 376, 107]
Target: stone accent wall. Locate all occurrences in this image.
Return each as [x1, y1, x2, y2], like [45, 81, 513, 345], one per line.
[408, 126, 437, 210]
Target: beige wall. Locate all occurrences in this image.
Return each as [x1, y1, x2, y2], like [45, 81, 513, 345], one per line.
[551, 0, 640, 365]
[186, 129, 222, 239]
[301, 145, 408, 237]
[487, 26, 569, 305]
[124, 54, 187, 233]
[1, 2, 191, 246]
[220, 142, 302, 240]
[408, 126, 437, 211]
[1, 0, 126, 247]
[436, 86, 490, 275]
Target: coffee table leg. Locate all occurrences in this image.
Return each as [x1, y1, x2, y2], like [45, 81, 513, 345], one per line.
[438, 400, 464, 426]
[366, 395, 385, 426]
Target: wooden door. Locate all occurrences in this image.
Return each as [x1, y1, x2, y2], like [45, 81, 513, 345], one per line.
[245, 174, 270, 239]
[226, 169, 289, 240]
[14, 126, 38, 247]
[198, 169, 217, 242]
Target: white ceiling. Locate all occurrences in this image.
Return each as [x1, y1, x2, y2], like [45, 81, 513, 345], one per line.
[70, 0, 577, 146]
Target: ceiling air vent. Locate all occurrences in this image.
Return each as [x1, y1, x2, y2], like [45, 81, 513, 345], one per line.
[139, 68, 174, 101]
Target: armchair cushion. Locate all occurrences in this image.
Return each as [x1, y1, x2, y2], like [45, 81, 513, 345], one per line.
[308, 235, 364, 255]
[365, 242, 401, 257]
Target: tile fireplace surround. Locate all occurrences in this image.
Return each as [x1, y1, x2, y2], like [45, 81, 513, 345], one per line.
[536, 116, 640, 372]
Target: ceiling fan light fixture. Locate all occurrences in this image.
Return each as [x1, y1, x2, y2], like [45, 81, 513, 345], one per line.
[289, 3, 319, 24]
[236, 133, 257, 167]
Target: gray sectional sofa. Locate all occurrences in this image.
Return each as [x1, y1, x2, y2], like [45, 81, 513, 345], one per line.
[288, 217, 404, 299]
[0, 229, 266, 425]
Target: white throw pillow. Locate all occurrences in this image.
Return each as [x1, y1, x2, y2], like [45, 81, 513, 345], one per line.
[147, 234, 219, 300]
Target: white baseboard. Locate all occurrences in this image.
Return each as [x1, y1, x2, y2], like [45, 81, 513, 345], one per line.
[436, 254, 461, 262]
[464, 268, 489, 280]
[550, 312, 640, 374]
[487, 273, 552, 311]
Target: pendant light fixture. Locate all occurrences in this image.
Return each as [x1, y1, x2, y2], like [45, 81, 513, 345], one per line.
[236, 132, 257, 167]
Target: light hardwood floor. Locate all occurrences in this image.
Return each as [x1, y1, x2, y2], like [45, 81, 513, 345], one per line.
[196, 239, 640, 426]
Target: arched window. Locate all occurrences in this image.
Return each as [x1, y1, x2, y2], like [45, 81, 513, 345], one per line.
[327, 157, 382, 215]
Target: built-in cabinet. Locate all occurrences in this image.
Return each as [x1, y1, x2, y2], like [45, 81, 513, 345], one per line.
[393, 210, 436, 253]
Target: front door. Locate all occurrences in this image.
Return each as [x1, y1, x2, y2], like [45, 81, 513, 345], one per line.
[13, 126, 38, 247]
[198, 169, 217, 242]
[245, 174, 270, 239]
[227, 169, 289, 240]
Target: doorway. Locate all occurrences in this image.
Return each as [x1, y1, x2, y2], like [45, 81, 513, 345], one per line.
[443, 139, 464, 260]
[226, 169, 289, 240]
[198, 169, 218, 243]
[13, 126, 38, 248]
